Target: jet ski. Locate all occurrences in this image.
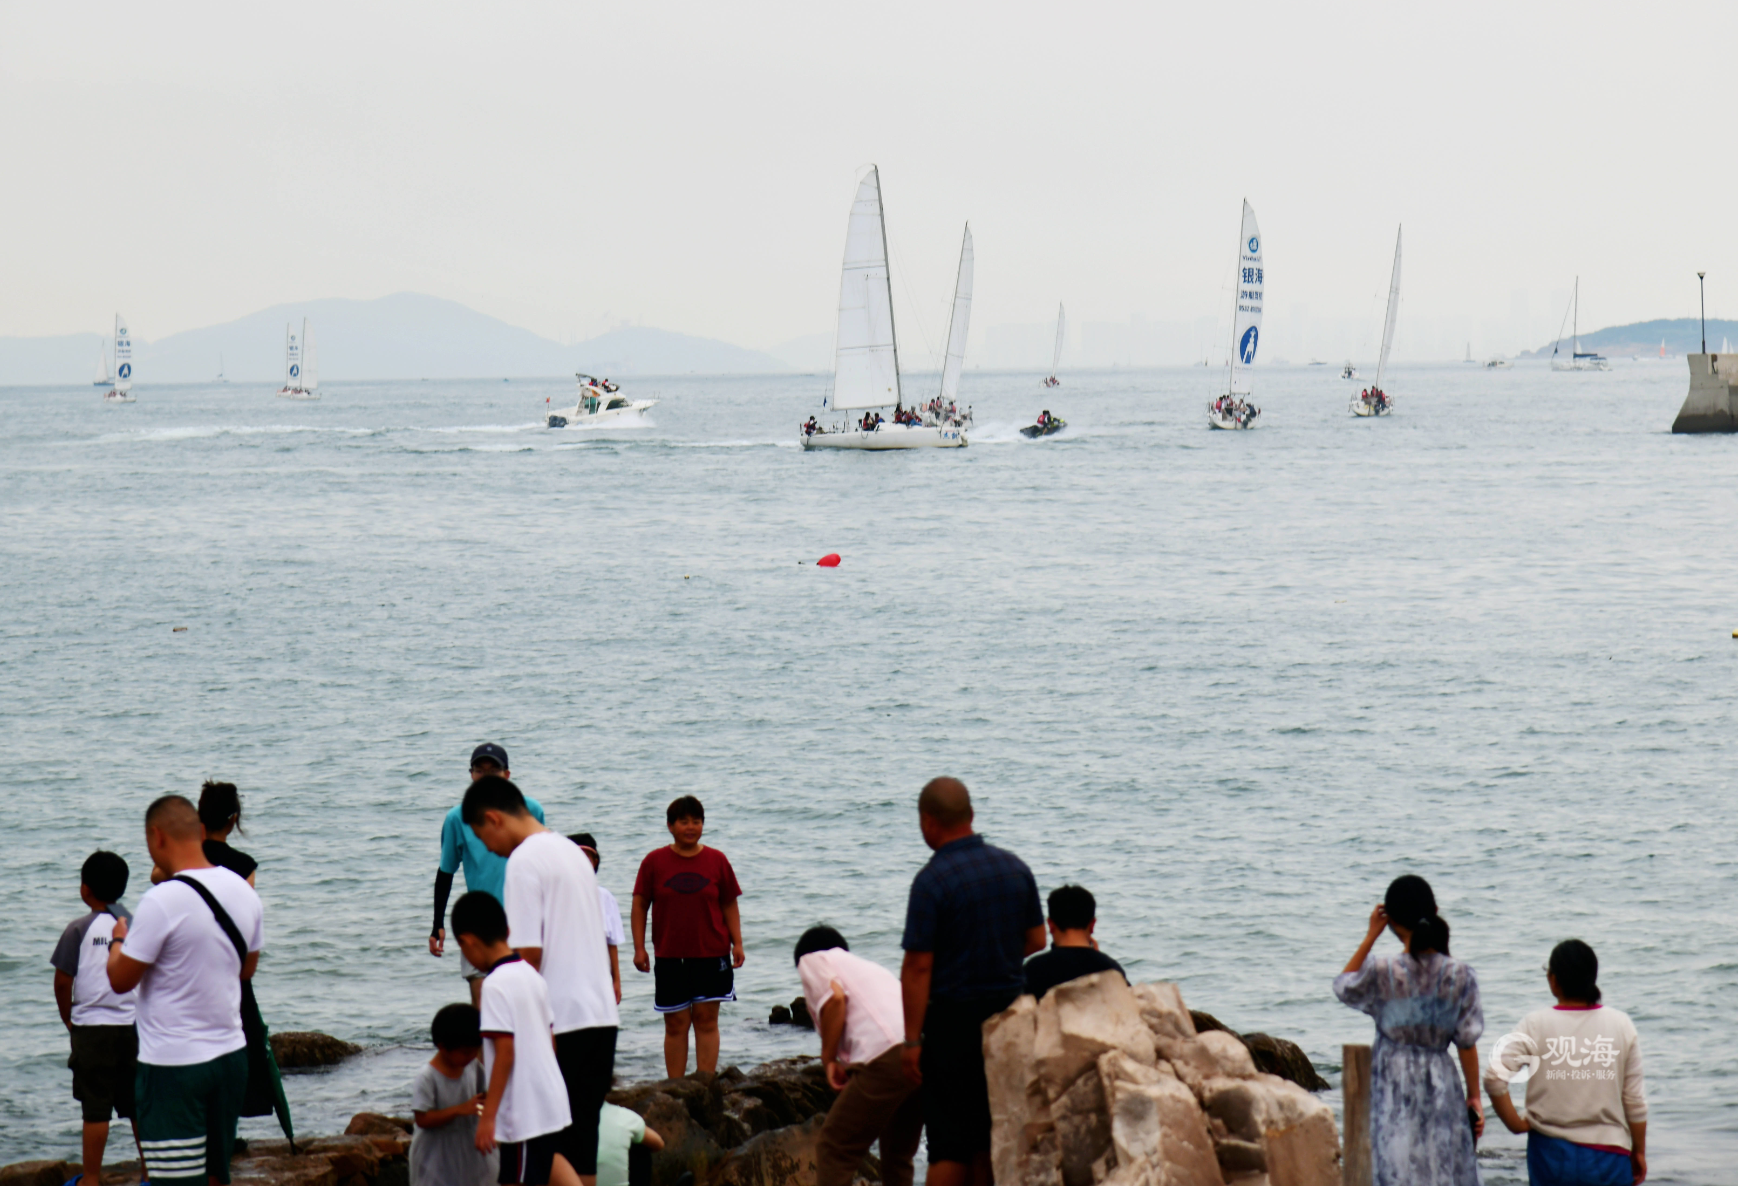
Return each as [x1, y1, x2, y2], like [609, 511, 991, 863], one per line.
[1020, 414, 1066, 438]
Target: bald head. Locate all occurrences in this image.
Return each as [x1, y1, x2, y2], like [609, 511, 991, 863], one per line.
[919, 777, 973, 828]
[145, 794, 204, 841]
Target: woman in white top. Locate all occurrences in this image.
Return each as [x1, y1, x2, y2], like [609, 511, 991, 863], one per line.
[1485, 939, 1647, 1185]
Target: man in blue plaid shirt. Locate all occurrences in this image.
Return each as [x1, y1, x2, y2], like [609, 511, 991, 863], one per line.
[899, 777, 1044, 1186]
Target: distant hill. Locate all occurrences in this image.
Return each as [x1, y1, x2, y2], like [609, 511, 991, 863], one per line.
[1520, 317, 1738, 359]
[0, 293, 791, 384]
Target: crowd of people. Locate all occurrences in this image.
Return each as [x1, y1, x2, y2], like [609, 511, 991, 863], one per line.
[1357, 386, 1392, 413]
[800, 399, 972, 438]
[50, 758, 1648, 1186]
[1210, 394, 1260, 428]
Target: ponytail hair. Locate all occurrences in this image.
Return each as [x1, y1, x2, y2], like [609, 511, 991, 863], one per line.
[198, 780, 244, 836]
[1385, 874, 1451, 957]
[1548, 939, 1601, 1004]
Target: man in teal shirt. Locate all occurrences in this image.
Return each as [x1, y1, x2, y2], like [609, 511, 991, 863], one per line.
[429, 743, 544, 1006]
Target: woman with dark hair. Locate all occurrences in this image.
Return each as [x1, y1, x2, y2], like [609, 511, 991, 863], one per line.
[1335, 875, 1484, 1186]
[1484, 939, 1648, 1185]
[198, 781, 257, 886]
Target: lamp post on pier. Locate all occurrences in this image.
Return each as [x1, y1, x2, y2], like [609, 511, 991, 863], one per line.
[1698, 272, 1707, 354]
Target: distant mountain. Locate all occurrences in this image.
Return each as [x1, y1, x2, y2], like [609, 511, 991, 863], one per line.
[1519, 317, 1738, 359]
[767, 332, 834, 373]
[0, 293, 791, 384]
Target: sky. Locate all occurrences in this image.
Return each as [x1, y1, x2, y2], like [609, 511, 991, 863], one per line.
[4, 0, 1737, 363]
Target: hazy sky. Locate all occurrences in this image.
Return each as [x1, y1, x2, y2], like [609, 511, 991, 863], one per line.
[5, 1, 1736, 358]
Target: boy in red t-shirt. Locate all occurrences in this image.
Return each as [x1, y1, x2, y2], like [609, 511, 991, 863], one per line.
[631, 796, 744, 1078]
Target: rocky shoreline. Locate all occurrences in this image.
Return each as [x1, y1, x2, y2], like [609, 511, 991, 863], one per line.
[2, 991, 1331, 1186]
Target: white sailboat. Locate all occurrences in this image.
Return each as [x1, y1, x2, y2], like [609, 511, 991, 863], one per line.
[1550, 279, 1611, 371]
[216, 353, 227, 383]
[92, 339, 112, 386]
[1043, 304, 1064, 387]
[934, 224, 974, 422]
[1352, 226, 1401, 417]
[278, 319, 319, 398]
[1208, 200, 1262, 429]
[103, 314, 135, 402]
[801, 167, 966, 450]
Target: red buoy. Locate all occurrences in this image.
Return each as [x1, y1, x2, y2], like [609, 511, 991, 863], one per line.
[817, 553, 841, 568]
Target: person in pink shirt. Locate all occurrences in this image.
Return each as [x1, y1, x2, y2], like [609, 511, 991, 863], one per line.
[794, 927, 922, 1186]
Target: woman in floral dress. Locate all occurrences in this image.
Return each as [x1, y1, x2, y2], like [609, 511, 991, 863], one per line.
[1336, 875, 1485, 1186]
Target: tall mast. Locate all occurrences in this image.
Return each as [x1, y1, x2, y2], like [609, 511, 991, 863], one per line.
[875, 167, 903, 411]
[1573, 277, 1579, 351]
[1226, 202, 1242, 391]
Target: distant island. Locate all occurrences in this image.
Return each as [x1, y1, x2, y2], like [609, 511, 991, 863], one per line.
[1517, 317, 1738, 359]
[0, 293, 801, 385]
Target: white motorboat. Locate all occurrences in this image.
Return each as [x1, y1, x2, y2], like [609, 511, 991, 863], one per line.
[1207, 199, 1263, 429]
[103, 314, 135, 402]
[547, 374, 656, 428]
[802, 166, 967, 451]
[1351, 225, 1401, 417]
[1550, 278, 1611, 371]
[1485, 358, 1510, 369]
[1340, 361, 1358, 380]
[1043, 303, 1064, 387]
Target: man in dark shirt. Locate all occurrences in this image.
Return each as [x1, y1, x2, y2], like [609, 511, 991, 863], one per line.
[900, 777, 1044, 1186]
[1023, 885, 1126, 1001]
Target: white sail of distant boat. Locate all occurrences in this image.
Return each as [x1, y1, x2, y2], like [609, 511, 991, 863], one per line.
[1044, 304, 1065, 386]
[801, 166, 966, 450]
[1209, 200, 1262, 428]
[104, 314, 135, 402]
[278, 321, 318, 398]
[938, 224, 972, 406]
[301, 319, 319, 395]
[1353, 226, 1402, 416]
[93, 340, 111, 386]
[1551, 278, 1611, 371]
[216, 353, 226, 383]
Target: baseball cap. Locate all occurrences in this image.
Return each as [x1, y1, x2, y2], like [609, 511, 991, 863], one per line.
[470, 742, 509, 771]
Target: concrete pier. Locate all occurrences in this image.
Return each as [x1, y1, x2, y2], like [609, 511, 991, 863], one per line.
[1672, 353, 1738, 432]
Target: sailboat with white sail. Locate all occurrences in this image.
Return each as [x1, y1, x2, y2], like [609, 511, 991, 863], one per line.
[801, 167, 967, 450]
[1044, 304, 1064, 387]
[278, 319, 320, 398]
[1550, 279, 1610, 371]
[93, 338, 112, 387]
[1352, 226, 1402, 416]
[1208, 200, 1262, 429]
[103, 314, 135, 402]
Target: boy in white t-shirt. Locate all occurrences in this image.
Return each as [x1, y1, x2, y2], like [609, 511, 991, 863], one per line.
[793, 926, 923, 1186]
[463, 777, 617, 1186]
[453, 891, 577, 1186]
[51, 851, 142, 1186]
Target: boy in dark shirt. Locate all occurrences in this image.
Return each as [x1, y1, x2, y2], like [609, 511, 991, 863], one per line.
[1023, 885, 1126, 1001]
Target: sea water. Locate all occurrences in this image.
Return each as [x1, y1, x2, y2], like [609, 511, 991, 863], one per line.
[1, 363, 1733, 1184]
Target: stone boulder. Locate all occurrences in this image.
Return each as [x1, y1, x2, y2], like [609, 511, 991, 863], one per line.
[986, 980, 1338, 1186]
[704, 1115, 825, 1186]
[0, 1162, 75, 1186]
[271, 1031, 362, 1069]
[1239, 1035, 1329, 1093]
[344, 1114, 413, 1139]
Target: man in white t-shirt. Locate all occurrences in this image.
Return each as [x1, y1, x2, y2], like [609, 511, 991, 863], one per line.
[453, 890, 576, 1186]
[464, 777, 617, 1186]
[794, 927, 923, 1186]
[107, 795, 265, 1186]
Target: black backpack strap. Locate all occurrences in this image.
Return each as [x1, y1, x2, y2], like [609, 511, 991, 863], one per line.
[171, 874, 249, 970]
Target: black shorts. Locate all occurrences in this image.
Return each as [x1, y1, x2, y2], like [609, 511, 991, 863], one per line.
[554, 1025, 617, 1176]
[653, 956, 735, 1014]
[499, 1130, 566, 1186]
[920, 991, 1021, 1164]
[69, 1023, 138, 1123]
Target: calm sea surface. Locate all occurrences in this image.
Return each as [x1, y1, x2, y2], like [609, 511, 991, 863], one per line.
[1, 362, 1733, 1183]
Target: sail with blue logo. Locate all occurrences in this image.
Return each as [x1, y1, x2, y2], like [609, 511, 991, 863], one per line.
[1228, 200, 1262, 395]
[284, 324, 301, 389]
[113, 314, 133, 393]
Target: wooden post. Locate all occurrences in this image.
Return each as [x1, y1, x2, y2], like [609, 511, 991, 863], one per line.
[1342, 1043, 1372, 1186]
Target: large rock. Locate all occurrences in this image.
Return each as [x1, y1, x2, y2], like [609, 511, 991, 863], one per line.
[1035, 972, 1157, 1099]
[1199, 1077, 1338, 1186]
[703, 1116, 826, 1186]
[985, 994, 1051, 1186]
[0, 1163, 75, 1186]
[1129, 983, 1196, 1043]
[1052, 1063, 1112, 1186]
[1239, 1035, 1328, 1093]
[1097, 1052, 1223, 1186]
[270, 1031, 362, 1069]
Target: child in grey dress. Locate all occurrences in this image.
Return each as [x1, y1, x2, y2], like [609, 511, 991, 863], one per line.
[412, 1004, 498, 1186]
